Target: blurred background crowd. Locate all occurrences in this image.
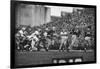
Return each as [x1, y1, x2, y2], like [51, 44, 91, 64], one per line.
[15, 8, 95, 52]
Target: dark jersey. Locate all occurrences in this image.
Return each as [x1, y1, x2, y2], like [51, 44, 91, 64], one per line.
[76, 30, 81, 37]
[47, 30, 55, 39]
[85, 28, 92, 37]
[47, 30, 55, 37]
[70, 29, 81, 37]
[85, 31, 91, 37]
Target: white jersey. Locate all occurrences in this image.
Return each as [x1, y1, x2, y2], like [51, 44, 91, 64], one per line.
[29, 31, 39, 38]
[29, 31, 39, 41]
[43, 32, 48, 37]
[29, 33, 35, 38]
[34, 31, 39, 35]
[33, 35, 39, 41]
[19, 30, 24, 37]
[60, 32, 68, 39]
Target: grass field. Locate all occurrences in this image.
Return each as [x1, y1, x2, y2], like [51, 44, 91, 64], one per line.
[15, 50, 95, 67]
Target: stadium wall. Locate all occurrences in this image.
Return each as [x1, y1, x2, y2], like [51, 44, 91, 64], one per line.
[16, 4, 51, 27]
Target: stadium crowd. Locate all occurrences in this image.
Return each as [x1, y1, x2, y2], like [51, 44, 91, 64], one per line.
[15, 8, 95, 52]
